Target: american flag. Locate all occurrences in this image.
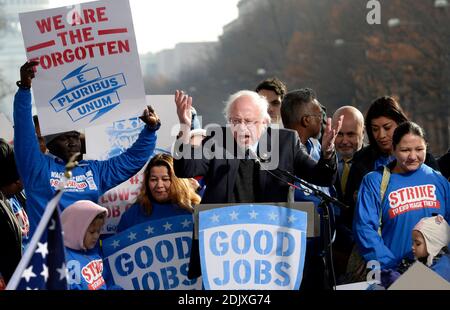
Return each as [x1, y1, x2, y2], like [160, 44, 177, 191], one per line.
[16, 208, 68, 290]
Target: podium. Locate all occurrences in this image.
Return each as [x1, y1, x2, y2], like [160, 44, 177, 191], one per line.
[191, 201, 319, 289]
[194, 201, 320, 239]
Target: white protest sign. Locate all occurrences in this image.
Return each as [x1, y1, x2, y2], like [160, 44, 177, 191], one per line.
[199, 205, 307, 290]
[85, 95, 178, 160]
[84, 95, 178, 234]
[103, 215, 202, 290]
[19, 0, 145, 135]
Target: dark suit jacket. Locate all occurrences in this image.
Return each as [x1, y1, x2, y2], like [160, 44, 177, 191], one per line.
[173, 126, 338, 278]
[175, 126, 337, 203]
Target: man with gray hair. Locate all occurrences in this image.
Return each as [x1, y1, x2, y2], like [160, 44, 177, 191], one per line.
[172, 89, 342, 279]
[174, 89, 341, 204]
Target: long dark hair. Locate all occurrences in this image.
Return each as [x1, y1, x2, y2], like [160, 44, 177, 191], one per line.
[135, 153, 200, 215]
[365, 96, 408, 153]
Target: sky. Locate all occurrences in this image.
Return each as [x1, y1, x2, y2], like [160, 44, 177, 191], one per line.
[49, 0, 240, 54]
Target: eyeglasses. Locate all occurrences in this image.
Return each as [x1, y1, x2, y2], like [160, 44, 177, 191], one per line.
[229, 118, 261, 127]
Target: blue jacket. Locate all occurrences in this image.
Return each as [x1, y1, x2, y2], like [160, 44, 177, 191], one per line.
[117, 202, 192, 233]
[65, 247, 106, 290]
[294, 138, 337, 213]
[354, 164, 450, 269]
[13, 89, 158, 238]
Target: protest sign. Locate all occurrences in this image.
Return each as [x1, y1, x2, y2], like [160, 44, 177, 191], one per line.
[199, 204, 307, 290]
[103, 215, 201, 290]
[85, 95, 178, 160]
[19, 0, 145, 135]
[85, 95, 177, 234]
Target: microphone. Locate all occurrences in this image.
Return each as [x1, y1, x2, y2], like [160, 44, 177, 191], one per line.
[247, 148, 349, 210]
[246, 148, 272, 167]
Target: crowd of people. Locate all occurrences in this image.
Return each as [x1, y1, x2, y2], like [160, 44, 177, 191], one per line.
[1, 62, 449, 290]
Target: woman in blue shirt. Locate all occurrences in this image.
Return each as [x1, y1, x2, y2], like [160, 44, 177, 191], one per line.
[117, 153, 201, 232]
[353, 122, 450, 269]
[343, 97, 438, 228]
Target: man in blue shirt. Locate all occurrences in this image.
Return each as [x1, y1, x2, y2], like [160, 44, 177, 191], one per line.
[280, 88, 341, 289]
[14, 61, 161, 239]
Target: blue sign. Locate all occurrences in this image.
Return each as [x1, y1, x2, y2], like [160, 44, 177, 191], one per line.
[199, 204, 307, 290]
[49, 64, 127, 122]
[103, 215, 201, 290]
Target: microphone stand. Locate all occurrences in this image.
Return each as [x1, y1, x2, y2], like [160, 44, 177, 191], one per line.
[277, 168, 350, 290]
[253, 152, 349, 290]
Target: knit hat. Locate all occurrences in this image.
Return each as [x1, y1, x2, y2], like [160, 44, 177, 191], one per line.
[61, 200, 107, 251]
[413, 215, 450, 266]
[0, 139, 20, 187]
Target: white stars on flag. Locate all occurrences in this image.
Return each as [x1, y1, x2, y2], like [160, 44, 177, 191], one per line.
[35, 242, 48, 259]
[21, 266, 36, 283]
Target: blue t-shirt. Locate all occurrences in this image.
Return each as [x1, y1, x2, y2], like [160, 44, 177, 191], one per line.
[65, 247, 107, 290]
[117, 201, 192, 233]
[373, 154, 395, 170]
[354, 164, 450, 269]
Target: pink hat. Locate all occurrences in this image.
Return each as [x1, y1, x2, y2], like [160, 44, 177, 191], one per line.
[61, 200, 107, 251]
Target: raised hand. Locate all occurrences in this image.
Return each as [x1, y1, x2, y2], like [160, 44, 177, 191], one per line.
[19, 61, 39, 88]
[139, 105, 161, 129]
[321, 115, 343, 159]
[175, 90, 192, 128]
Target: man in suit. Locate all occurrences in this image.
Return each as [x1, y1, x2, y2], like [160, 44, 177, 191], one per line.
[332, 106, 365, 202]
[172, 89, 343, 279]
[331, 106, 365, 281]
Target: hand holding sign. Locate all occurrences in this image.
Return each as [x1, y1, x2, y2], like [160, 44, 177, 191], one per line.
[19, 0, 146, 135]
[139, 105, 161, 129]
[19, 61, 39, 88]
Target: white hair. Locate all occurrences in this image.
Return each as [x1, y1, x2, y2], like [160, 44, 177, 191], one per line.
[223, 90, 271, 123]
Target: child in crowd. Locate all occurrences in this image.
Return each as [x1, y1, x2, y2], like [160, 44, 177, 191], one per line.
[61, 200, 108, 290]
[412, 215, 450, 282]
[376, 215, 450, 289]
